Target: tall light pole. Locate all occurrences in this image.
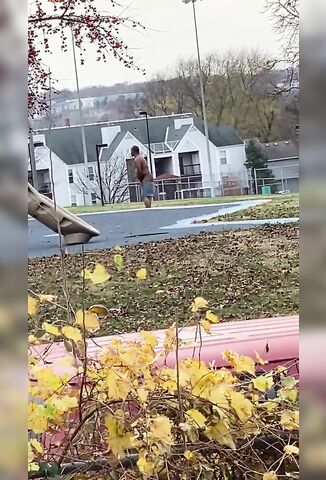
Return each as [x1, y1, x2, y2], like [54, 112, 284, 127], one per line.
[95, 143, 108, 206]
[183, 0, 215, 197]
[139, 111, 154, 175]
[71, 27, 89, 203]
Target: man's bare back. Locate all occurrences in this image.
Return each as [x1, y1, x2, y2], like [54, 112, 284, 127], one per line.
[131, 145, 155, 208]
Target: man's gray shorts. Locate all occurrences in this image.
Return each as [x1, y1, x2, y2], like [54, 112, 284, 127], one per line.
[141, 181, 155, 199]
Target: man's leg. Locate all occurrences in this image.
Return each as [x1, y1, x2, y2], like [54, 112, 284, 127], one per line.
[143, 196, 152, 208]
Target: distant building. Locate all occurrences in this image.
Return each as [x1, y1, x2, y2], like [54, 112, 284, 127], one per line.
[32, 113, 248, 206]
[245, 139, 299, 193]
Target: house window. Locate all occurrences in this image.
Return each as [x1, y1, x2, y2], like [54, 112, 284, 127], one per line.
[71, 195, 77, 207]
[91, 193, 97, 205]
[179, 152, 201, 176]
[220, 150, 227, 165]
[68, 169, 74, 184]
[222, 175, 229, 182]
[88, 166, 95, 181]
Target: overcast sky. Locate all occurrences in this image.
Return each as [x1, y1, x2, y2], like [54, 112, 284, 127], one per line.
[45, 0, 281, 90]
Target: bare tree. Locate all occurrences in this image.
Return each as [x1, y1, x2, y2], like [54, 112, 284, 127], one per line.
[77, 156, 129, 204]
[265, 0, 299, 65]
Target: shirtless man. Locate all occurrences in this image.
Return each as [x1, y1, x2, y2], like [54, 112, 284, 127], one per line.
[131, 146, 155, 208]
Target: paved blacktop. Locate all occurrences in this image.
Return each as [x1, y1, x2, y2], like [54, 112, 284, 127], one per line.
[28, 200, 299, 258]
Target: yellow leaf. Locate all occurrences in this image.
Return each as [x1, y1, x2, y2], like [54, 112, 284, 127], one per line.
[136, 268, 148, 280]
[114, 254, 124, 270]
[62, 326, 83, 343]
[75, 310, 100, 332]
[137, 451, 155, 475]
[150, 416, 173, 446]
[200, 319, 212, 334]
[137, 388, 149, 403]
[222, 350, 255, 375]
[83, 263, 110, 285]
[263, 472, 278, 480]
[105, 415, 133, 458]
[280, 410, 299, 430]
[140, 331, 158, 348]
[205, 420, 236, 449]
[230, 391, 253, 423]
[206, 310, 220, 323]
[28, 463, 40, 472]
[284, 444, 299, 456]
[28, 404, 48, 434]
[191, 297, 208, 313]
[30, 439, 43, 454]
[255, 351, 268, 365]
[106, 369, 131, 400]
[278, 388, 298, 402]
[49, 396, 78, 414]
[28, 335, 39, 344]
[88, 304, 109, 315]
[42, 322, 61, 337]
[28, 296, 39, 316]
[253, 375, 274, 393]
[186, 409, 207, 428]
[38, 294, 58, 303]
[184, 450, 195, 461]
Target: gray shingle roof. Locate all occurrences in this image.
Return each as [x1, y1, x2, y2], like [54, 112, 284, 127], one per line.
[35, 114, 244, 165]
[194, 119, 243, 147]
[35, 123, 106, 165]
[257, 140, 299, 161]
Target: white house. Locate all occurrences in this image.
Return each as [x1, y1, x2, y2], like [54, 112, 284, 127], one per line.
[33, 113, 248, 206]
[28, 135, 71, 206]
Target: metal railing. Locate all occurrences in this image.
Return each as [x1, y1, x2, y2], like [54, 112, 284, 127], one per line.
[127, 174, 249, 202]
[144, 141, 180, 154]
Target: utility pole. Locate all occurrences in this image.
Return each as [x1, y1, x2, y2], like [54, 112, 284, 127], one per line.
[139, 111, 154, 175]
[96, 144, 108, 206]
[71, 27, 89, 204]
[183, 0, 215, 197]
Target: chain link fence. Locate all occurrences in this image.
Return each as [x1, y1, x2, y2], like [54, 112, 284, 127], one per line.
[252, 164, 299, 194]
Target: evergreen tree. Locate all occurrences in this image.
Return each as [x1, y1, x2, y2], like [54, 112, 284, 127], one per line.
[245, 139, 274, 193]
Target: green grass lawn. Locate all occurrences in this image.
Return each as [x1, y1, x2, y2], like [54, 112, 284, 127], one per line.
[67, 194, 298, 214]
[197, 196, 299, 223]
[28, 223, 299, 336]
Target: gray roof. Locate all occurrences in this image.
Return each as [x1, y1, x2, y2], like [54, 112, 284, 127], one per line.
[35, 123, 106, 165]
[35, 114, 243, 165]
[253, 140, 299, 161]
[194, 120, 243, 147]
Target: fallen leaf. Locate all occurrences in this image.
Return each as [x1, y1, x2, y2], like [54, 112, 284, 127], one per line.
[136, 268, 148, 280]
[114, 254, 124, 270]
[38, 294, 58, 303]
[75, 310, 100, 332]
[88, 305, 110, 315]
[28, 296, 39, 316]
[83, 264, 110, 285]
